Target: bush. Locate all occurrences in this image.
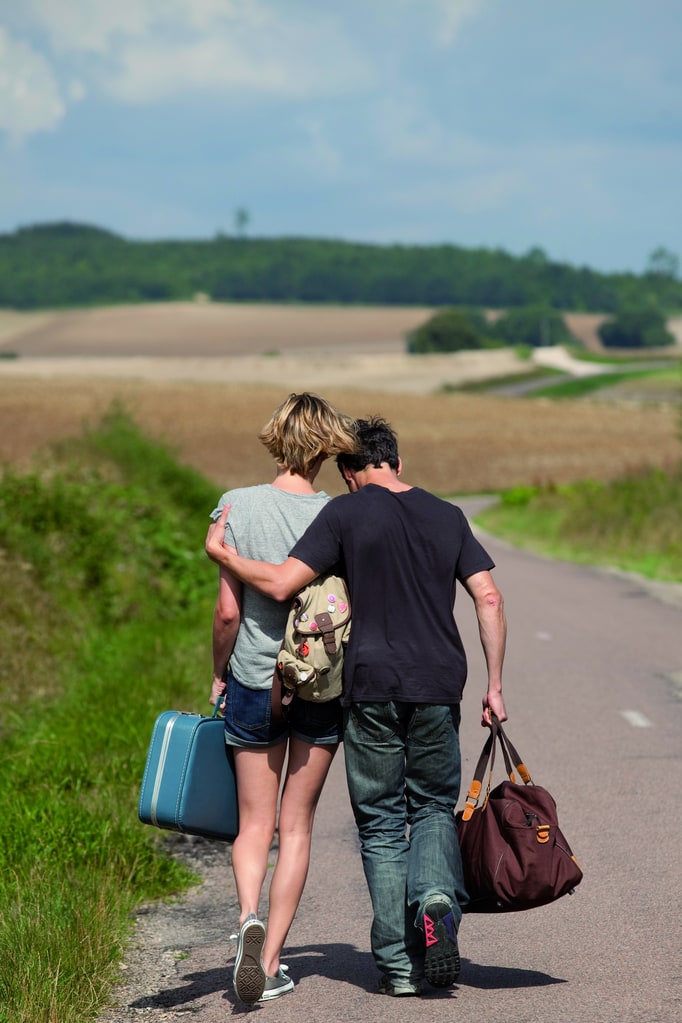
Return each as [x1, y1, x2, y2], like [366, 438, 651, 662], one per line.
[407, 307, 489, 353]
[598, 303, 675, 348]
[490, 305, 575, 347]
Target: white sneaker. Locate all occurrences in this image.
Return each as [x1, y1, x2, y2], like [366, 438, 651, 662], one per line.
[233, 915, 266, 1003]
[259, 967, 295, 1001]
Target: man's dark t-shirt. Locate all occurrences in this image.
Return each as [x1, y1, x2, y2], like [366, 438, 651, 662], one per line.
[289, 484, 494, 706]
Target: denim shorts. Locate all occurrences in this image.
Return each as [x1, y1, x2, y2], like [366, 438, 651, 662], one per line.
[223, 670, 343, 748]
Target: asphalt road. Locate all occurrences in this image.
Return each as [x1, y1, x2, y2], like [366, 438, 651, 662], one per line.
[101, 516, 682, 1023]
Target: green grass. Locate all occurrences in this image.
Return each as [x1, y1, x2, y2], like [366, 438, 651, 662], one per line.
[440, 347, 681, 399]
[563, 344, 682, 366]
[440, 366, 563, 394]
[527, 367, 680, 399]
[476, 461, 682, 582]
[0, 408, 220, 1023]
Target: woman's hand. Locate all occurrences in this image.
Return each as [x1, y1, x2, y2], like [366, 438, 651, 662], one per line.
[205, 504, 237, 566]
[210, 675, 227, 708]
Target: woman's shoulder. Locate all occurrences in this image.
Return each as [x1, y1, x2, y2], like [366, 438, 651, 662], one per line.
[210, 484, 270, 519]
[263, 486, 330, 505]
[211, 485, 330, 518]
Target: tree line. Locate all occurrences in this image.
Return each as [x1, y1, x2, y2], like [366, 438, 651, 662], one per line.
[1, 221, 680, 316]
[409, 303, 676, 352]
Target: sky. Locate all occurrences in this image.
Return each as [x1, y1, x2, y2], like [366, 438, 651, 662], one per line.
[0, 0, 680, 275]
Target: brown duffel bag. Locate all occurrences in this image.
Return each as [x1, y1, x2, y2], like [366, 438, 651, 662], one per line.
[456, 715, 583, 913]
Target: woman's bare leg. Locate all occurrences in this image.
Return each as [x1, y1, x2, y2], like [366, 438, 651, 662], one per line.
[261, 739, 337, 977]
[231, 743, 288, 924]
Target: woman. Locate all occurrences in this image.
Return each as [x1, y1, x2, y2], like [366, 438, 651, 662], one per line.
[208, 392, 357, 1004]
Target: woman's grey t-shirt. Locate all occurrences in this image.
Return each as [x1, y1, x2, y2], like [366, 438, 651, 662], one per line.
[210, 485, 329, 690]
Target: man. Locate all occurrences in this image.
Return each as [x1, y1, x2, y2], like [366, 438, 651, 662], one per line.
[206, 416, 507, 997]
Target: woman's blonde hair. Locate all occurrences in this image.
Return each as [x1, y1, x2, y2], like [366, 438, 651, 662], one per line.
[259, 392, 358, 477]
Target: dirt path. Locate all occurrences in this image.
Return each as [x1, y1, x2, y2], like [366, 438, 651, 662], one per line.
[98, 752, 372, 1023]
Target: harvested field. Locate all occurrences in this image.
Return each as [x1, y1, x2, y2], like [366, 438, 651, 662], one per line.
[2, 377, 679, 497]
[562, 312, 608, 351]
[0, 303, 679, 495]
[0, 302, 435, 357]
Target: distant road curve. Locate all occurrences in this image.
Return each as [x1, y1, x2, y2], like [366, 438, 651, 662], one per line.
[532, 346, 613, 377]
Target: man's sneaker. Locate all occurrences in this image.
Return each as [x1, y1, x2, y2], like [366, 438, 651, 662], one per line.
[259, 968, 294, 1001]
[378, 975, 423, 997]
[422, 898, 461, 988]
[233, 914, 266, 1003]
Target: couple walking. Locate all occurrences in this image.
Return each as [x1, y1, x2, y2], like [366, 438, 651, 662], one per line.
[205, 392, 507, 1003]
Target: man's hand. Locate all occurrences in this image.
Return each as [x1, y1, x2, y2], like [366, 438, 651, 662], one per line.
[206, 504, 236, 567]
[482, 691, 507, 727]
[205, 502, 316, 601]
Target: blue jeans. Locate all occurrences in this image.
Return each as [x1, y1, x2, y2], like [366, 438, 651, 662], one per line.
[343, 702, 467, 984]
[223, 670, 343, 748]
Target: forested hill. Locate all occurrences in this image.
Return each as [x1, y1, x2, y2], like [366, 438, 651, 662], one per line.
[1, 221, 680, 312]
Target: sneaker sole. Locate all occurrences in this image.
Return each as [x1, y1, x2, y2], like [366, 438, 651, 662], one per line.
[233, 919, 266, 1003]
[423, 901, 461, 988]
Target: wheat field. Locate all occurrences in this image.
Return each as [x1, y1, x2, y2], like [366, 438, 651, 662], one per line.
[0, 303, 679, 496]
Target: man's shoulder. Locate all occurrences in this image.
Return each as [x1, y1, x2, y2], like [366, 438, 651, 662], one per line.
[327, 490, 360, 510]
[402, 486, 463, 514]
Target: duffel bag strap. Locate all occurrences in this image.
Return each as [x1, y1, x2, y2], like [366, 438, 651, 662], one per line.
[460, 729, 495, 820]
[492, 714, 533, 785]
[460, 715, 532, 822]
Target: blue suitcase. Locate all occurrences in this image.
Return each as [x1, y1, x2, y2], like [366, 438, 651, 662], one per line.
[138, 706, 239, 841]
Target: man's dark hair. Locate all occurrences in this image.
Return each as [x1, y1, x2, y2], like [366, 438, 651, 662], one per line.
[336, 416, 400, 473]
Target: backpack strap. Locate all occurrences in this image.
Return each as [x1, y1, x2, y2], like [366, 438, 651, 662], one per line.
[313, 611, 338, 655]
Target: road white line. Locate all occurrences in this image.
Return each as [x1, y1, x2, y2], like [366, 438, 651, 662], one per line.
[620, 710, 653, 728]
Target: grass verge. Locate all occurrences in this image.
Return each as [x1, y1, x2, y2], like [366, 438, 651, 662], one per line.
[0, 407, 219, 1023]
[476, 461, 682, 582]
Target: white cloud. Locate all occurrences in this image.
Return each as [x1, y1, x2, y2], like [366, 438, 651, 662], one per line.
[14, 0, 324, 61]
[106, 36, 279, 103]
[17, 0, 187, 53]
[358, 0, 486, 48]
[102, 9, 375, 103]
[427, 0, 486, 46]
[0, 27, 65, 139]
[67, 79, 86, 102]
[9, 0, 376, 107]
[1, 0, 482, 140]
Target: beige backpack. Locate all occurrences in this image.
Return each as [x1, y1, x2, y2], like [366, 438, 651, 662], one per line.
[276, 573, 351, 705]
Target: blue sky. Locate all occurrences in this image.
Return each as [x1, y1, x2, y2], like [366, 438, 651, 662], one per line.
[0, 0, 680, 274]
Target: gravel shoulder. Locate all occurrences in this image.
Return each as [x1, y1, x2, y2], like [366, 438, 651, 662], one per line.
[98, 836, 241, 1022]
